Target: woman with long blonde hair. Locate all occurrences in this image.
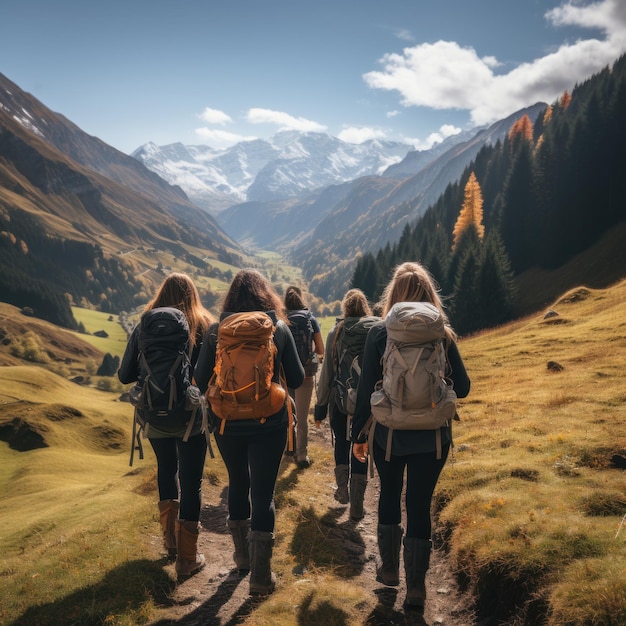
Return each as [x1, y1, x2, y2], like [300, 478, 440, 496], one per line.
[351, 262, 470, 611]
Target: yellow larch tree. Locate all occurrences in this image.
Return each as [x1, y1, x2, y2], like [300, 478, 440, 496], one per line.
[452, 172, 485, 250]
[508, 114, 533, 142]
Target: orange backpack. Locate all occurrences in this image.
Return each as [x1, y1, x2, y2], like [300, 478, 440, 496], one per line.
[206, 312, 293, 444]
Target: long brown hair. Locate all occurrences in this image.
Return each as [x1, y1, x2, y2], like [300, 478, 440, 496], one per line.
[380, 262, 456, 341]
[145, 272, 214, 345]
[284, 285, 306, 311]
[222, 269, 287, 322]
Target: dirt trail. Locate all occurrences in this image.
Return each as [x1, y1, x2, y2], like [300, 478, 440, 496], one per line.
[148, 426, 477, 626]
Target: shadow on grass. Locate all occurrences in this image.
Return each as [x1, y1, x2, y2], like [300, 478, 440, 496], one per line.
[8, 558, 176, 626]
[290, 504, 367, 578]
[297, 591, 351, 625]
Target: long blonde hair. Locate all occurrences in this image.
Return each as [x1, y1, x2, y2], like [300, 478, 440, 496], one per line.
[380, 262, 456, 341]
[145, 272, 214, 345]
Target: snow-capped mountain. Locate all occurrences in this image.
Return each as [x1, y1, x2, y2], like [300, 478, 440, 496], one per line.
[132, 131, 413, 213]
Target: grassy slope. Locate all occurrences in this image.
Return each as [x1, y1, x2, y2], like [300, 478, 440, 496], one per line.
[442, 279, 626, 623]
[0, 279, 625, 624]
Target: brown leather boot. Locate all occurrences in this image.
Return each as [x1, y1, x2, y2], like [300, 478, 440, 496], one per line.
[175, 519, 205, 578]
[158, 499, 179, 559]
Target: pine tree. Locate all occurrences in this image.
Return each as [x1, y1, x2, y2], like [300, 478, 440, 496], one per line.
[452, 172, 485, 250]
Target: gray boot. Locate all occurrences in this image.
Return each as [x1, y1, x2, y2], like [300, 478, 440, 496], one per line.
[248, 530, 276, 595]
[349, 473, 367, 521]
[376, 523, 403, 586]
[334, 465, 349, 504]
[403, 537, 431, 609]
[227, 518, 250, 574]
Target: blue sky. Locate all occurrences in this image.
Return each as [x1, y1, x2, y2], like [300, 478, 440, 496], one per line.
[3, 0, 626, 154]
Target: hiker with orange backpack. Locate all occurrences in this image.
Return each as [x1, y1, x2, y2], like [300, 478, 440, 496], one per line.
[194, 269, 304, 595]
[118, 273, 214, 578]
[351, 262, 470, 612]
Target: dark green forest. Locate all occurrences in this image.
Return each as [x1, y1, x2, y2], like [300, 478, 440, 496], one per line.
[0, 209, 144, 328]
[352, 54, 626, 336]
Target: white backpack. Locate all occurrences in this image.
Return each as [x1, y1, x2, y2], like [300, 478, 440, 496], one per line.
[369, 301, 457, 462]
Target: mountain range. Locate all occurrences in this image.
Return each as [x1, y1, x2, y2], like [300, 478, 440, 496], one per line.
[135, 104, 546, 300]
[131, 132, 415, 212]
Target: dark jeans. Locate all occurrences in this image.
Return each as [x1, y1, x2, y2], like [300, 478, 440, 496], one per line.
[149, 432, 207, 521]
[373, 439, 449, 539]
[215, 426, 287, 532]
[330, 405, 368, 475]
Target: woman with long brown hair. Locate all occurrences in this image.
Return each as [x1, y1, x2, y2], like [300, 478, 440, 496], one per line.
[118, 272, 214, 578]
[194, 269, 304, 595]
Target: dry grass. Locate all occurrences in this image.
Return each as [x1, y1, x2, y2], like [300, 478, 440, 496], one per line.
[437, 279, 626, 624]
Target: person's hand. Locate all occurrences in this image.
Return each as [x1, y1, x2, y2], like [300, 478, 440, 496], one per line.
[353, 442, 369, 463]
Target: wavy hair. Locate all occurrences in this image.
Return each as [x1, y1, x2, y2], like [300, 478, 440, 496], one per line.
[145, 272, 214, 345]
[341, 288, 372, 318]
[222, 269, 286, 322]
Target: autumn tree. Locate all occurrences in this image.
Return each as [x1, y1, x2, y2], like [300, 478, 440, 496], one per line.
[508, 114, 534, 142]
[452, 172, 485, 250]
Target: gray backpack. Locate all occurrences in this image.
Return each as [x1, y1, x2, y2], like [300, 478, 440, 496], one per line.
[369, 301, 457, 461]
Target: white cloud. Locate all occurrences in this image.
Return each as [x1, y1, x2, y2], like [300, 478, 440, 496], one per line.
[395, 28, 414, 42]
[246, 108, 327, 132]
[198, 107, 232, 125]
[194, 127, 257, 148]
[386, 110, 400, 118]
[364, 0, 626, 127]
[404, 124, 462, 150]
[338, 126, 388, 143]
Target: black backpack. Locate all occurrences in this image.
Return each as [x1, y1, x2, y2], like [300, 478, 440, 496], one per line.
[333, 316, 380, 414]
[287, 310, 318, 377]
[127, 307, 213, 466]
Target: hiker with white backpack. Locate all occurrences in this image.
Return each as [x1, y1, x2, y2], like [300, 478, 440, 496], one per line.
[314, 288, 379, 521]
[118, 273, 214, 578]
[351, 262, 470, 612]
[194, 269, 304, 596]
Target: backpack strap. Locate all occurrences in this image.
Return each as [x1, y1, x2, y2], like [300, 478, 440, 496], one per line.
[282, 366, 295, 452]
[129, 407, 145, 467]
[166, 353, 184, 410]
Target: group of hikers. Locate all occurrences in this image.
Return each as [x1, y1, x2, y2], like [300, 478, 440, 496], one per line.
[118, 261, 470, 612]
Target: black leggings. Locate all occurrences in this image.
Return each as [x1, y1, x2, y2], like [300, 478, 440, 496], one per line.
[149, 433, 207, 521]
[330, 405, 368, 476]
[373, 440, 449, 539]
[215, 426, 287, 532]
